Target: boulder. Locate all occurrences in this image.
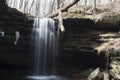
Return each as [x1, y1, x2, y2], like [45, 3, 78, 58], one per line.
[87, 67, 103, 80]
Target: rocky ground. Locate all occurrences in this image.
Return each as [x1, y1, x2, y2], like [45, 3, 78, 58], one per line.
[62, 0, 120, 25]
[59, 18, 120, 80]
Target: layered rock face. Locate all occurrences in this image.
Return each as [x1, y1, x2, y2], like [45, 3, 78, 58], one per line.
[0, 7, 33, 80]
[59, 19, 105, 69]
[58, 18, 120, 79]
[0, 17, 120, 79]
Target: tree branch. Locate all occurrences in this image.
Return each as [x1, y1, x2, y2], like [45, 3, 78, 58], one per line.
[48, 0, 80, 32]
[49, 0, 80, 18]
[58, 10, 65, 32]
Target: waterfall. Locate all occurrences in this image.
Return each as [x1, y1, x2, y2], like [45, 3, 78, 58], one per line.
[6, 0, 69, 79]
[33, 18, 58, 75]
[28, 18, 59, 79]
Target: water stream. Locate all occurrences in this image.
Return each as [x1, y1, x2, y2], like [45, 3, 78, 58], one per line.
[28, 18, 60, 80]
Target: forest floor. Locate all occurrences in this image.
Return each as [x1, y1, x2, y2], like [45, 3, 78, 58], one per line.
[61, 1, 120, 79]
[62, 1, 120, 24]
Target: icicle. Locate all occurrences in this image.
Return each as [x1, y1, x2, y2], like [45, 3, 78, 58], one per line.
[14, 31, 20, 45]
[0, 31, 4, 37]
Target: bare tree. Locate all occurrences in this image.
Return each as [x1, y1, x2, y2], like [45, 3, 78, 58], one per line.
[98, 0, 101, 4]
[49, 0, 81, 32]
[49, 0, 80, 18]
[85, 0, 87, 5]
[109, 0, 112, 3]
[55, 0, 60, 10]
[93, 0, 96, 14]
[114, 0, 116, 2]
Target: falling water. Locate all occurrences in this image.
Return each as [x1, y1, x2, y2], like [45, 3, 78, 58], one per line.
[29, 18, 59, 80]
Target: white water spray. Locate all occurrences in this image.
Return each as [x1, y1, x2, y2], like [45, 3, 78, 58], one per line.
[31, 18, 59, 76]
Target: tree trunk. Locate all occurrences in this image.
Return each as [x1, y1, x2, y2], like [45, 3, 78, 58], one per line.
[55, 0, 60, 10]
[109, 0, 112, 3]
[58, 10, 65, 32]
[85, 0, 87, 5]
[98, 0, 101, 4]
[93, 0, 96, 15]
[49, 0, 80, 18]
[114, 0, 116, 2]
